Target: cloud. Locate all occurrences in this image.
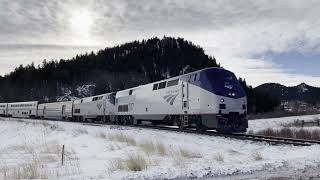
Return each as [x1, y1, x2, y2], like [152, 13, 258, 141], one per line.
[0, 44, 102, 76]
[0, 0, 320, 86]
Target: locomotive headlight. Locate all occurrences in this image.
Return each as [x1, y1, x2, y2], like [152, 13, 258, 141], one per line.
[220, 98, 224, 103]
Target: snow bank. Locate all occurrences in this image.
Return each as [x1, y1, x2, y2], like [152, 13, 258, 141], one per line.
[0, 117, 320, 179]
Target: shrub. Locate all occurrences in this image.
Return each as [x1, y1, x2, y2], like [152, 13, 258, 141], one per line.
[108, 133, 136, 146]
[253, 152, 263, 161]
[140, 141, 155, 155]
[213, 153, 224, 162]
[156, 142, 167, 156]
[110, 154, 147, 172]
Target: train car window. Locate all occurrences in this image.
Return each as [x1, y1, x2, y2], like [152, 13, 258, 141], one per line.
[118, 105, 129, 112]
[123, 105, 128, 112]
[129, 90, 133, 95]
[167, 79, 179, 87]
[158, 82, 166, 89]
[92, 97, 102, 101]
[153, 84, 158, 90]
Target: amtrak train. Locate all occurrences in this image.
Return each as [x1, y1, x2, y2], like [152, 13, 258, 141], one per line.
[0, 67, 248, 133]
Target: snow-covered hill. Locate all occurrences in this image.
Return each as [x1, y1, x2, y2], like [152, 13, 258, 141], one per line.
[0, 115, 320, 179]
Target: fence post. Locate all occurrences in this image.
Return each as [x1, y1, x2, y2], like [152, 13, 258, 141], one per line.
[61, 145, 65, 166]
[301, 120, 304, 127]
[317, 119, 320, 127]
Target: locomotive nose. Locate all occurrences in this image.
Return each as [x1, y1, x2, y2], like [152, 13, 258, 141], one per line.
[218, 98, 246, 114]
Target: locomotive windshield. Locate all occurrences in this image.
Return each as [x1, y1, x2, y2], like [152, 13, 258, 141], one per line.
[201, 69, 246, 98]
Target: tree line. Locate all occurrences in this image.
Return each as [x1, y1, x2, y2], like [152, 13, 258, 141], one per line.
[0, 37, 279, 114]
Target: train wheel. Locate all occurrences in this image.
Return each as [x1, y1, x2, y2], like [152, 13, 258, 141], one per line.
[151, 121, 157, 127]
[177, 119, 184, 131]
[195, 116, 206, 133]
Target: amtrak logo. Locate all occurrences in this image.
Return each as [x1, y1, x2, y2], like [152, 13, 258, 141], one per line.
[97, 104, 102, 110]
[163, 94, 178, 105]
[224, 85, 233, 89]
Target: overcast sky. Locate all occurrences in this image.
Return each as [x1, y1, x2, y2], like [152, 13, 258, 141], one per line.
[1, 0, 320, 87]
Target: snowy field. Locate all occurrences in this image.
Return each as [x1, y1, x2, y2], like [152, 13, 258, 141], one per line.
[248, 114, 320, 132]
[0, 115, 320, 179]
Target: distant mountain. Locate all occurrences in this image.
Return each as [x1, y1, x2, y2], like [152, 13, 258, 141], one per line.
[255, 83, 320, 105]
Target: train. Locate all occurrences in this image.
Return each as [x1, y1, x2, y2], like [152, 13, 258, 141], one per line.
[0, 67, 248, 133]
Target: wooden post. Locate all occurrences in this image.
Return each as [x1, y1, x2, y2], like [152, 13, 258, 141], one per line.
[61, 145, 65, 166]
[301, 120, 304, 127]
[317, 119, 320, 127]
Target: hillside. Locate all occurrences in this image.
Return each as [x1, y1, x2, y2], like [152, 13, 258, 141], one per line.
[0, 37, 217, 102]
[0, 37, 278, 114]
[256, 83, 320, 105]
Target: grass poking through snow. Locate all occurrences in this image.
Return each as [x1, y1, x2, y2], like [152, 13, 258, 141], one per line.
[108, 133, 136, 146]
[213, 153, 224, 162]
[110, 154, 147, 172]
[255, 128, 320, 141]
[253, 152, 263, 161]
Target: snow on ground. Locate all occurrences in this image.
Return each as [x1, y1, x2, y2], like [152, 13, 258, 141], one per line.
[0, 116, 320, 179]
[248, 114, 320, 133]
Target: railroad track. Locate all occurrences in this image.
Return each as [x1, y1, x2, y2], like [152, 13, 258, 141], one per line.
[3, 117, 320, 146]
[79, 121, 320, 146]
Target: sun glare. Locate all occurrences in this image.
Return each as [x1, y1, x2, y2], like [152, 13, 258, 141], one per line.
[70, 8, 94, 44]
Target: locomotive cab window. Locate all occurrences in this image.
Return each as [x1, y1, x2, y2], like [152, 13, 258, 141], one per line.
[129, 90, 133, 95]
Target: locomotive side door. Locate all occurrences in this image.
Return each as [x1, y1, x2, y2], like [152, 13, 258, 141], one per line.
[182, 81, 189, 111]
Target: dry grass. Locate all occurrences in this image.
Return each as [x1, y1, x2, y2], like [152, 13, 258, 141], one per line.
[9, 144, 35, 154]
[97, 132, 107, 139]
[110, 154, 147, 172]
[179, 148, 193, 158]
[49, 123, 65, 131]
[125, 154, 147, 171]
[139, 141, 167, 156]
[108, 133, 136, 146]
[253, 152, 263, 161]
[109, 143, 121, 151]
[41, 142, 61, 156]
[1, 162, 48, 180]
[39, 121, 51, 127]
[139, 141, 156, 155]
[213, 153, 224, 162]
[73, 128, 89, 136]
[255, 128, 320, 141]
[175, 147, 202, 159]
[155, 142, 167, 156]
[0, 141, 81, 179]
[171, 148, 202, 167]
